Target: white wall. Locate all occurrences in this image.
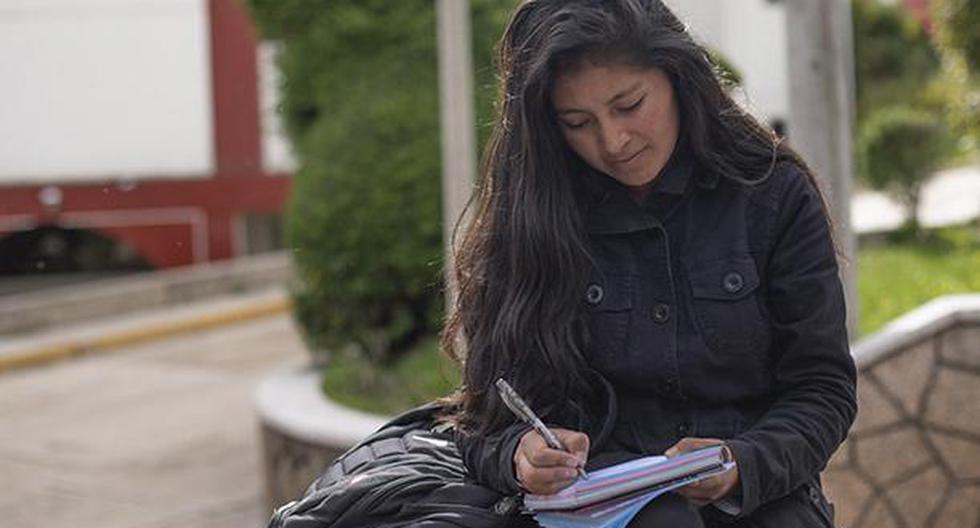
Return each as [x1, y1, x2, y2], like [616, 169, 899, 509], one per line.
[257, 41, 296, 174]
[0, 0, 213, 184]
[665, 0, 788, 126]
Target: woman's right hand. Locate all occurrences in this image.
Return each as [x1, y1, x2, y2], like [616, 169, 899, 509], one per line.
[513, 428, 590, 495]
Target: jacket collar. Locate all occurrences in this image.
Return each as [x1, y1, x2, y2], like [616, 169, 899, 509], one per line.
[582, 145, 705, 235]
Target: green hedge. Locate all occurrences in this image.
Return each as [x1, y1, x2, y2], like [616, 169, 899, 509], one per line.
[933, 0, 980, 72]
[858, 106, 949, 234]
[931, 0, 980, 147]
[851, 0, 940, 125]
[246, 0, 512, 363]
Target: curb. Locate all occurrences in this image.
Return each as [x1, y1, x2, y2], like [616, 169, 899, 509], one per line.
[0, 295, 291, 375]
[255, 367, 389, 448]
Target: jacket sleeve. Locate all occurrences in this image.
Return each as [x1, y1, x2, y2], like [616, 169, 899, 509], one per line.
[455, 422, 532, 496]
[726, 165, 858, 516]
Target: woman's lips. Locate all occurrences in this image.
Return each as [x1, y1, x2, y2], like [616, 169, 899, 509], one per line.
[609, 147, 646, 165]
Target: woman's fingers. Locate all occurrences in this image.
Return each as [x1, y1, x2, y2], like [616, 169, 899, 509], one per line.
[514, 429, 590, 495]
[664, 437, 740, 503]
[664, 436, 722, 457]
[520, 429, 589, 467]
[675, 475, 726, 501]
[554, 429, 590, 461]
[525, 445, 581, 467]
[515, 450, 578, 494]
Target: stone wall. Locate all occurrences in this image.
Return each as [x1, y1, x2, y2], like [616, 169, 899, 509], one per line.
[823, 295, 980, 528]
[254, 368, 387, 511]
[259, 423, 347, 512]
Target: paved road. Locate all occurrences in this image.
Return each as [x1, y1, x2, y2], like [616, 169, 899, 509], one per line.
[0, 315, 307, 528]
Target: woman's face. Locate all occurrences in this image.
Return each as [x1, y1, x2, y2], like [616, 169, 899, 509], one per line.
[551, 62, 680, 187]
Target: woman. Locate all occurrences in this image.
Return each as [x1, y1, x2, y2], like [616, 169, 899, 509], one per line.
[442, 0, 857, 526]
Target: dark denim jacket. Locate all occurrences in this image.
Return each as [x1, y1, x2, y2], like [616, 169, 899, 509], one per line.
[458, 156, 857, 526]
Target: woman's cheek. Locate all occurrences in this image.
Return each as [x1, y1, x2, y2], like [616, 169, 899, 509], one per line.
[565, 133, 602, 172]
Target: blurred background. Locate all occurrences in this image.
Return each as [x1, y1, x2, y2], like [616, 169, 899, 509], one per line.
[0, 0, 977, 527]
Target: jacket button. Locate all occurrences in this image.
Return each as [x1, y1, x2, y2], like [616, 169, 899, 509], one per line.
[493, 495, 519, 515]
[585, 284, 604, 305]
[808, 485, 821, 503]
[651, 303, 670, 323]
[722, 272, 744, 294]
[676, 422, 689, 436]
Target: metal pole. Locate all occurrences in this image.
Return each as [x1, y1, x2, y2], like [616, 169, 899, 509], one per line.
[436, 0, 477, 311]
[784, 0, 859, 339]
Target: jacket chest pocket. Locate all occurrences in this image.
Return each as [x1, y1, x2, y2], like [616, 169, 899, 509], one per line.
[583, 274, 633, 364]
[686, 256, 770, 356]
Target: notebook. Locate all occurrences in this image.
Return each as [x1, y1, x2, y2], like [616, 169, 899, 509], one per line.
[524, 445, 735, 528]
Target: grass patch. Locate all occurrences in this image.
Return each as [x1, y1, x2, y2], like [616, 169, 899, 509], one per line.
[321, 336, 460, 416]
[858, 223, 980, 336]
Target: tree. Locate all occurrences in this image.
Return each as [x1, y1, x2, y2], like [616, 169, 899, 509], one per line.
[851, 0, 940, 123]
[930, 0, 980, 147]
[933, 0, 980, 72]
[858, 106, 949, 236]
[246, 0, 512, 364]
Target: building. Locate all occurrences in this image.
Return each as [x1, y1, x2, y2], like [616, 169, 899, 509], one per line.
[0, 0, 291, 276]
[666, 0, 790, 136]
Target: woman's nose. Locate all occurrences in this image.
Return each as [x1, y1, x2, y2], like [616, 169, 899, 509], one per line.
[600, 124, 630, 155]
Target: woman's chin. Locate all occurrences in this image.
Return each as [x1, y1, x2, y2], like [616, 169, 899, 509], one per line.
[609, 170, 657, 188]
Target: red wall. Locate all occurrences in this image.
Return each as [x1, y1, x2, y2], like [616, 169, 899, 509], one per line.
[0, 175, 290, 268]
[0, 0, 291, 270]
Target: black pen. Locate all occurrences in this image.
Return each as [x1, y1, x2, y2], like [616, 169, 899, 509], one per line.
[495, 378, 588, 479]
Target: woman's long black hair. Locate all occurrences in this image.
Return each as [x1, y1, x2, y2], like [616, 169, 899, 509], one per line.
[441, 0, 823, 435]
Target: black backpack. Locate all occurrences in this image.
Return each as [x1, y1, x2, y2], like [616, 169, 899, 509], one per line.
[266, 403, 531, 528]
[268, 372, 616, 527]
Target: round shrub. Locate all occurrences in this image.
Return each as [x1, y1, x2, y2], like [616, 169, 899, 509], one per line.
[858, 106, 949, 233]
[247, 0, 511, 364]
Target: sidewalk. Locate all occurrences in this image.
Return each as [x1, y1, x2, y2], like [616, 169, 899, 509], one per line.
[852, 164, 980, 234]
[0, 313, 307, 528]
[0, 288, 290, 374]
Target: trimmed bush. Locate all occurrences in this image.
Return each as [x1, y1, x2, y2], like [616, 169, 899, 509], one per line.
[858, 106, 949, 235]
[246, 1, 511, 364]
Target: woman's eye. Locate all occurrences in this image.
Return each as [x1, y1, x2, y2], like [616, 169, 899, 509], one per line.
[617, 97, 645, 113]
[561, 120, 589, 129]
